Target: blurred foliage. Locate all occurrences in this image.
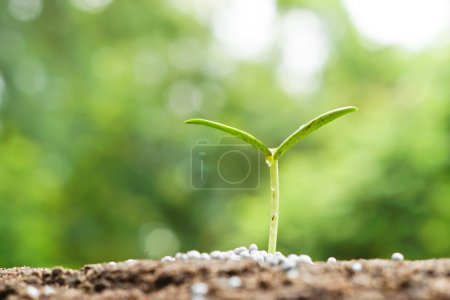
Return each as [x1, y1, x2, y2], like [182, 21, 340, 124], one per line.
[0, 0, 449, 268]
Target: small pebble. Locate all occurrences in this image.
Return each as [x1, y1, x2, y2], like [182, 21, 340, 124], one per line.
[352, 262, 363, 272]
[391, 252, 404, 261]
[327, 257, 337, 263]
[228, 276, 242, 288]
[191, 282, 208, 295]
[26, 286, 40, 299]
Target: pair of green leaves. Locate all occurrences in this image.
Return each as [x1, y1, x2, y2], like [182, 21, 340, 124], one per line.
[185, 106, 358, 160]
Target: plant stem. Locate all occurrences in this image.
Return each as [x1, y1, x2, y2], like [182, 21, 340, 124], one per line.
[267, 154, 279, 253]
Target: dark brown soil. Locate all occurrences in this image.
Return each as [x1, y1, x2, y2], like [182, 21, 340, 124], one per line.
[1, 259, 449, 300]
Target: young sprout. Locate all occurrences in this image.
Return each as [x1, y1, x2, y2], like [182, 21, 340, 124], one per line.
[185, 106, 358, 253]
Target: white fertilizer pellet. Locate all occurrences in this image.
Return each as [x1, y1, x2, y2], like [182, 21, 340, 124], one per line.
[234, 247, 247, 255]
[43, 286, 55, 296]
[228, 276, 242, 288]
[191, 282, 208, 295]
[352, 262, 363, 272]
[327, 257, 337, 263]
[298, 255, 313, 265]
[125, 259, 138, 266]
[201, 253, 211, 260]
[391, 252, 404, 261]
[249, 244, 258, 252]
[187, 250, 201, 260]
[26, 286, 40, 299]
[161, 256, 175, 262]
[286, 268, 299, 279]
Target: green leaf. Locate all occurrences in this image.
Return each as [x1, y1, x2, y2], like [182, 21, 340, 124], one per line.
[273, 106, 358, 160]
[185, 118, 271, 156]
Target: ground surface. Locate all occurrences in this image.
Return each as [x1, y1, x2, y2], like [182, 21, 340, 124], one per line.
[0, 259, 449, 299]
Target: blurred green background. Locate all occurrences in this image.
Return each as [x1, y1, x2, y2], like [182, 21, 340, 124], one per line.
[0, 0, 449, 268]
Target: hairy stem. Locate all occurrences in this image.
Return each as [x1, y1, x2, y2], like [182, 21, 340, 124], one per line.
[267, 153, 279, 253]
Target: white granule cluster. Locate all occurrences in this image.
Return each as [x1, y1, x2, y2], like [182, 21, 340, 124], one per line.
[163, 244, 316, 273]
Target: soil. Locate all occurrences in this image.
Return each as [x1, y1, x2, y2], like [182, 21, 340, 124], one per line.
[1, 259, 449, 300]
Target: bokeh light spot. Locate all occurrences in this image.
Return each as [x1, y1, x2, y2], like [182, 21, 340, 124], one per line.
[133, 51, 167, 87]
[13, 60, 47, 95]
[343, 0, 450, 51]
[140, 225, 180, 258]
[420, 219, 450, 255]
[212, 0, 276, 60]
[168, 37, 203, 72]
[71, 0, 113, 13]
[277, 10, 329, 96]
[0, 70, 5, 107]
[167, 81, 202, 116]
[8, 0, 43, 21]
[204, 44, 235, 78]
[92, 47, 125, 81]
[0, 30, 26, 62]
[200, 82, 226, 114]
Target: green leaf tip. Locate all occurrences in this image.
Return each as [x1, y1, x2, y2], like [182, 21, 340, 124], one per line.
[185, 118, 271, 156]
[273, 106, 358, 160]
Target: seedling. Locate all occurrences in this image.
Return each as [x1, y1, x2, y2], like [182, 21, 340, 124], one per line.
[186, 106, 358, 253]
